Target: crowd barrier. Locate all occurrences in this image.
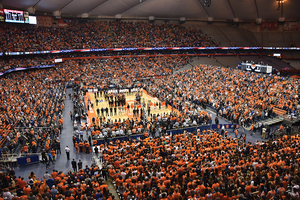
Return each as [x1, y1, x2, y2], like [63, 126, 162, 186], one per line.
[16, 154, 39, 166]
[76, 124, 239, 146]
[74, 134, 143, 147]
[95, 134, 143, 145]
[87, 87, 143, 93]
[167, 125, 210, 135]
[211, 124, 239, 129]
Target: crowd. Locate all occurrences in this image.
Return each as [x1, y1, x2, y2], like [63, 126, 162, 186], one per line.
[62, 55, 191, 91]
[0, 55, 53, 73]
[87, 107, 212, 141]
[102, 130, 300, 200]
[145, 65, 300, 128]
[0, 55, 192, 155]
[0, 61, 298, 199]
[0, 164, 114, 200]
[1, 56, 299, 155]
[0, 18, 299, 200]
[0, 21, 218, 53]
[0, 50, 195, 73]
[0, 68, 65, 155]
[2, 130, 299, 199]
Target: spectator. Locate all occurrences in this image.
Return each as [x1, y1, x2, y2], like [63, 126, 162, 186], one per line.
[71, 159, 77, 172]
[65, 146, 70, 160]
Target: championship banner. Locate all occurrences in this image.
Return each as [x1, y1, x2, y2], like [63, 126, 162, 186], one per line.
[36, 16, 53, 27]
[261, 22, 278, 31]
[57, 19, 71, 27]
[283, 22, 300, 31]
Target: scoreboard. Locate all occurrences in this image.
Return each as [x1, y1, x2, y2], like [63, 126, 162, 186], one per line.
[0, 9, 35, 24]
[4, 9, 25, 23]
[238, 62, 273, 74]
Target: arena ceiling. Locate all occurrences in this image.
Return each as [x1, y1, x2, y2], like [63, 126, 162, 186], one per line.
[1, 0, 300, 22]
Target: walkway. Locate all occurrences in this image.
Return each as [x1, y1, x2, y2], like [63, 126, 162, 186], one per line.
[13, 88, 94, 179]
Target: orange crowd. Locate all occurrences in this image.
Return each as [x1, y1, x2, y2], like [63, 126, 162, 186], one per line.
[0, 165, 113, 200]
[102, 130, 300, 200]
[145, 65, 300, 127]
[0, 21, 218, 53]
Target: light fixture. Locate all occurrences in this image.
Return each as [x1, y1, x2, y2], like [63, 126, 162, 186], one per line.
[53, 10, 61, 17]
[279, 17, 285, 22]
[27, 7, 36, 14]
[115, 14, 121, 21]
[203, 0, 211, 7]
[81, 13, 89, 18]
[149, 16, 155, 23]
[256, 18, 262, 24]
[276, 0, 285, 10]
[233, 18, 239, 22]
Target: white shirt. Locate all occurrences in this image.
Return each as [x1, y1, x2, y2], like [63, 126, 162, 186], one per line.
[121, 171, 126, 180]
[65, 147, 70, 152]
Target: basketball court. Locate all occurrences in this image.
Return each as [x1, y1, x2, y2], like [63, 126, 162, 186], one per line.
[83, 89, 176, 126]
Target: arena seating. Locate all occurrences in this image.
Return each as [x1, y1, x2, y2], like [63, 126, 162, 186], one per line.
[0, 19, 300, 200]
[0, 56, 192, 155]
[253, 31, 300, 47]
[0, 21, 218, 53]
[283, 60, 300, 70]
[199, 26, 259, 47]
[0, 165, 114, 200]
[103, 130, 300, 200]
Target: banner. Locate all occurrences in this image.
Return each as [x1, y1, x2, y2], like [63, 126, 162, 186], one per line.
[57, 19, 71, 27]
[283, 22, 300, 31]
[17, 155, 39, 165]
[261, 22, 278, 31]
[36, 16, 53, 27]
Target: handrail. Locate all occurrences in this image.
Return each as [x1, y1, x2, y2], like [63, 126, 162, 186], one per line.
[283, 113, 300, 122]
[14, 126, 53, 130]
[19, 153, 41, 156]
[0, 130, 12, 148]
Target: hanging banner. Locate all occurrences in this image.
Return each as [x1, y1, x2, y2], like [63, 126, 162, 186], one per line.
[283, 22, 300, 31]
[36, 16, 53, 27]
[57, 19, 71, 27]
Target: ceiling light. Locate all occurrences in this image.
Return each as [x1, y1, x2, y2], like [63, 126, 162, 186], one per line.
[256, 18, 262, 24]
